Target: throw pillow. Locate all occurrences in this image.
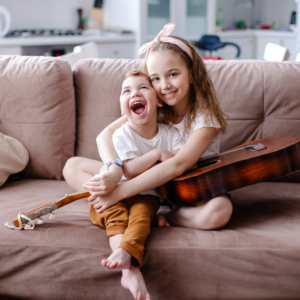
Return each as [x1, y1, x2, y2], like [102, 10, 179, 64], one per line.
[0, 132, 29, 187]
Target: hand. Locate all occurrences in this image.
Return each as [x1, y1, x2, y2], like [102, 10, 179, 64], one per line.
[82, 164, 123, 199]
[157, 149, 175, 162]
[87, 187, 121, 213]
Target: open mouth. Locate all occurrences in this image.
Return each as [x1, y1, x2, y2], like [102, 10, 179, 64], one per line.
[131, 101, 146, 115]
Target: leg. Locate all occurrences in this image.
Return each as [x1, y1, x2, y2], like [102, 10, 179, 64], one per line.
[102, 234, 132, 269]
[158, 194, 233, 230]
[120, 196, 159, 300]
[104, 233, 151, 300]
[63, 157, 103, 191]
[119, 195, 161, 267]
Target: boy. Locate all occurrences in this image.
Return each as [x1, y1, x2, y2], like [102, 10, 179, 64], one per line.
[88, 69, 184, 300]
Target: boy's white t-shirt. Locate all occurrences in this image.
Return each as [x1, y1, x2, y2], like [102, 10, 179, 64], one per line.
[113, 122, 185, 199]
[172, 113, 221, 158]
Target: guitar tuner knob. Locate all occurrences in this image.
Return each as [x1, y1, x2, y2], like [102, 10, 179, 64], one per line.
[24, 224, 33, 230]
[37, 217, 43, 224]
[49, 213, 55, 219]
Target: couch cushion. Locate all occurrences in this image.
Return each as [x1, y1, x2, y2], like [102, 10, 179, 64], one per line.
[1, 179, 300, 299]
[0, 56, 76, 179]
[74, 58, 143, 159]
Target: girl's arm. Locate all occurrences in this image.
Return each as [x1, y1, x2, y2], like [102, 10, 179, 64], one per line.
[90, 127, 218, 212]
[83, 116, 128, 195]
[96, 115, 128, 162]
[123, 149, 174, 180]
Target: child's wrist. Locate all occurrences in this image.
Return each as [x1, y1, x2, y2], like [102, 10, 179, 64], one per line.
[153, 149, 161, 161]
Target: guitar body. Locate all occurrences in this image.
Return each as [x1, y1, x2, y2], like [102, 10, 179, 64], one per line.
[167, 135, 300, 205]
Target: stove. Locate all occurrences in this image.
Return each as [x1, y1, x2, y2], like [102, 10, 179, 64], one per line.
[6, 29, 83, 38]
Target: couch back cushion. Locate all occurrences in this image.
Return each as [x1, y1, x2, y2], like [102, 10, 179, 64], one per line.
[74, 59, 300, 181]
[74, 58, 143, 158]
[0, 56, 76, 179]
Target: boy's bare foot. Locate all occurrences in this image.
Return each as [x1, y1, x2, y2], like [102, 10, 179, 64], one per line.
[121, 267, 151, 300]
[102, 248, 131, 269]
[155, 215, 171, 227]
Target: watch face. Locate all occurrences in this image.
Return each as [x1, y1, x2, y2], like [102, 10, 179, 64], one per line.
[115, 158, 123, 166]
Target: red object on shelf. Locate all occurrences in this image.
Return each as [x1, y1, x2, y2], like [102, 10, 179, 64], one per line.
[261, 24, 271, 30]
[201, 56, 223, 60]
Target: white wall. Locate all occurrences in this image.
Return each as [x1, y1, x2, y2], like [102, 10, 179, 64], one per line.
[216, 0, 296, 29]
[260, 0, 296, 29]
[0, 0, 94, 29]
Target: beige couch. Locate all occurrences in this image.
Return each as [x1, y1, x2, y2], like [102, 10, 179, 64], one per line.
[1, 55, 300, 300]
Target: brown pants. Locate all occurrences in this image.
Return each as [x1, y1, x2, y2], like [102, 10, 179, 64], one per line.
[89, 194, 160, 267]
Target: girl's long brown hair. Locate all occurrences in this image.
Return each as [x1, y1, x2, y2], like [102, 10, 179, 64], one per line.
[145, 37, 227, 135]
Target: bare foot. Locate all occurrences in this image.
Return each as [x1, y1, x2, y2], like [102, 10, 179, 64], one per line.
[102, 248, 131, 269]
[121, 267, 151, 300]
[155, 215, 171, 228]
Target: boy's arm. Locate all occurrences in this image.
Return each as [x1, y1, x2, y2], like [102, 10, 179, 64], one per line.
[123, 149, 174, 180]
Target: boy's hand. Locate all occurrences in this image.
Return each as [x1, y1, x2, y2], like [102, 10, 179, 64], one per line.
[157, 149, 175, 162]
[82, 164, 122, 198]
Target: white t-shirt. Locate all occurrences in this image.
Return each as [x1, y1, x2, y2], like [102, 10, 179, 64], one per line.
[172, 113, 221, 158]
[113, 122, 185, 199]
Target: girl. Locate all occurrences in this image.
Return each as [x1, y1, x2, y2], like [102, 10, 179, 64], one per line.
[64, 22, 232, 231]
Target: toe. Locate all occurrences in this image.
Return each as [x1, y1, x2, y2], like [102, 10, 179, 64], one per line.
[101, 259, 107, 267]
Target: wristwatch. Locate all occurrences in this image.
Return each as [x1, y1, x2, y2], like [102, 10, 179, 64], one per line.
[100, 158, 123, 174]
[106, 158, 123, 169]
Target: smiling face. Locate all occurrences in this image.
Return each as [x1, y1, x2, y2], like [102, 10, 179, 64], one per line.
[120, 75, 162, 127]
[146, 50, 192, 115]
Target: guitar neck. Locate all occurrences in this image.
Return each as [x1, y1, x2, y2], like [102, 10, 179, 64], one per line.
[12, 191, 91, 227]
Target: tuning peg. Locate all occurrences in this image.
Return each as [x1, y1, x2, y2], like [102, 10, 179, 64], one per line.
[37, 217, 43, 224]
[49, 213, 55, 219]
[24, 224, 33, 230]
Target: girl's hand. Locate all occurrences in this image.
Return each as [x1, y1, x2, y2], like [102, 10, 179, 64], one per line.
[87, 187, 121, 213]
[82, 164, 123, 199]
[157, 149, 175, 162]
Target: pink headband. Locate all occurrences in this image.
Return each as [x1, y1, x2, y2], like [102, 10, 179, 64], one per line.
[138, 23, 193, 61]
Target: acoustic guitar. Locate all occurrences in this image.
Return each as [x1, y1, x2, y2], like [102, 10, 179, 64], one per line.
[5, 135, 300, 230]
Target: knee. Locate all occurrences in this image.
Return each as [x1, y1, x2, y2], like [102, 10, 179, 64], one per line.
[63, 157, 81, 181]
[195, 196, 233, 230]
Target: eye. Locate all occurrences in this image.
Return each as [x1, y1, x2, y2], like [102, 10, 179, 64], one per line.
[170, 72, 177, 78]
[151, 77, 159, 82]
[141, 85, 148, 89]
[123, 89, 130, 94]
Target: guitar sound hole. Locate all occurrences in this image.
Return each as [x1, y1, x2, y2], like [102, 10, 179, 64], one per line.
[197, 160, 219, 169]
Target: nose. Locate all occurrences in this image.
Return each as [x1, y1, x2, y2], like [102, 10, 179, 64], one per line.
[131, 89, 141, 98]
[161, 78, 171, 90]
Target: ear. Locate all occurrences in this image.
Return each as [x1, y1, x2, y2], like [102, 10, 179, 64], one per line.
[157, 98, 163, 108]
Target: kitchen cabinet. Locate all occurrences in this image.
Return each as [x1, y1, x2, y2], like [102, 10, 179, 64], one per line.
[0, 34, 136, 59]
[216, 30, 297, 60]
[256, 36, 297, 60]
[102, 0, 216, 57]
[97, 42, 135, 59]
[0, 46, 21, 55]
[143, 0, 216, 47]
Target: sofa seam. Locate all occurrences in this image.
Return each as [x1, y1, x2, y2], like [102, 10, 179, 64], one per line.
[54, 61, 65, 179]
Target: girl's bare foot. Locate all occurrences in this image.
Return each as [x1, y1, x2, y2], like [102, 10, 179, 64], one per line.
[121, 267, 151, 300]
[102, 248, 131, 269]
[155, 215, 171, 227]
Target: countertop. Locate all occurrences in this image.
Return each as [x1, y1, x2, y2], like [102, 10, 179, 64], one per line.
[0, 32, 136, 47]
[217, 29, 297, 38]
